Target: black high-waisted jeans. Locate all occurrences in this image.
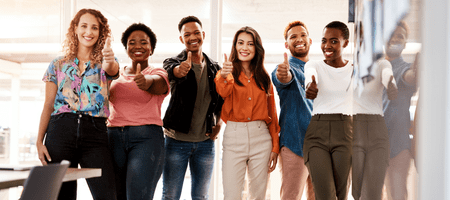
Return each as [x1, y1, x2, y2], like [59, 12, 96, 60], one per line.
[45, 113, 117, 200]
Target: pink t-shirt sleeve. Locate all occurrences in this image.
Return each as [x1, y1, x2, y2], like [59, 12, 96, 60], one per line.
[144, 67, 170, 97]
[107, 66, 170, 127]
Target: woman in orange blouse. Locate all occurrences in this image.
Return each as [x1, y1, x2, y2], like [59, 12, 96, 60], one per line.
[215, 26, 280, 200]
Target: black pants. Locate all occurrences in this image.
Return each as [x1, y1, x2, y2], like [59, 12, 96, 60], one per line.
[45, 113, 117, 200]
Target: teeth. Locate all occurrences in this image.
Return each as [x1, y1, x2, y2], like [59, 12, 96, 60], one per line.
[389, 44, 403, 50]
[325, 52, 333, 56]
[84, 36, 93, 41]
[296, 44, 304, 48]
[135, 52, 143, 55]
[191, 42, 198, 45]
[240, 52, 249, 56]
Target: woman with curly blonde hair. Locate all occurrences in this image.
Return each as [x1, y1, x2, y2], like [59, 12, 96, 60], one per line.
[36, 8, 119, 200]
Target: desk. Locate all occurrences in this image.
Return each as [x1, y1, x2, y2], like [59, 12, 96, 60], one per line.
[0, 168, 101, 190]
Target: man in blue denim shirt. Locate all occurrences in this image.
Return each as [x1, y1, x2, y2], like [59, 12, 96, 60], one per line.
[383, 21, 417, 200]
[271, 21, 314, 200]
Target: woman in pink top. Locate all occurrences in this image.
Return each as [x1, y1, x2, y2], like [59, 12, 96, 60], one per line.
[107, 23, 169, 200]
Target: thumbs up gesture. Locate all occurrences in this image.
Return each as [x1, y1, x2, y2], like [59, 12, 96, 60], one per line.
[387, 75, 398, 100]
[134, 63, 151, 91]
[102, 38, 115, 66]
[221, 53, 233, 79]
[175, 51, 192, 78]
[276, 52, 292, 83]
[306, 75, 318, 99]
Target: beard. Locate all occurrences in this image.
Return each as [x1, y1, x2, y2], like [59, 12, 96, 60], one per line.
[289, 44, 310, 58]
[291, 49, 309, 58]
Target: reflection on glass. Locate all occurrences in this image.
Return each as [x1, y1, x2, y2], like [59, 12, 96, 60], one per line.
[0, 0, 424, 199]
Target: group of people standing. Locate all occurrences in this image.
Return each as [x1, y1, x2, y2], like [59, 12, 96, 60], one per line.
[35, 7, 417, 200]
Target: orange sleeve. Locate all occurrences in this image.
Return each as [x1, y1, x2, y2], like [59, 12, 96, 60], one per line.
[267, 84, 280, 154]
[214, 70, 235, 123]
[214, 71, 234, 98]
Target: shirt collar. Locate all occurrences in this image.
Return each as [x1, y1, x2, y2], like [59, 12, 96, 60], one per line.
[289, 55, 306, 67]
[74, 57, 92, 68]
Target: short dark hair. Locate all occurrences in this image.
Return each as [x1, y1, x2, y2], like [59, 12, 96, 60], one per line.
[121, 23, 157, 52]
[284, 21, 309, 40]
[178, 16, 202, 32]
[324, 21, 349, 40]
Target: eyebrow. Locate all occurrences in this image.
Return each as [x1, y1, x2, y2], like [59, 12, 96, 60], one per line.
[322, 37, 339, 40]
[184, 30, 200, 34]
[128, 39, 148, 41]
[80, 22, 98, 27]
[237, 39, 253, 42]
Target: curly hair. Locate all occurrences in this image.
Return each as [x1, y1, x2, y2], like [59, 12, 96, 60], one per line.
[62, 8, 111, 64]
[284, 21, 309, 40]
[229, 26, 270, 94]
[121, 23, 157, 53]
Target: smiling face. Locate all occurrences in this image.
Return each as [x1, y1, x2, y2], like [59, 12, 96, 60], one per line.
[179, 22, 205, 53]
[386, 26, 407, 59]
[75, 13, 100, 49]
[127, 30, 152, 62]
[286, 25, 312, 58]
[321, 27, 348, 66]
[235, 32, 256, 64]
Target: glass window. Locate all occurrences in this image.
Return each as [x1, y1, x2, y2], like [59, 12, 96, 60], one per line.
[0, 0, 423, 199]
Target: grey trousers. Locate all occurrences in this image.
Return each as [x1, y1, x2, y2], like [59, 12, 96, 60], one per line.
[303, 114, 353, 200]
[352, 114, 390, 200]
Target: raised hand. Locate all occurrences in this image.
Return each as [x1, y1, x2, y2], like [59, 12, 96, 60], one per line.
[411, 52, 420, 72]
[102, 38, 115, 66]
[387, 75, 398, 100]
[134, 63, 151, 90]
[276, 52, 292, 83]
[175, 51, 192, 78]
[306, 75, 318, 99]
[404, 52, 419, 85]
[221, 53, 233, 79]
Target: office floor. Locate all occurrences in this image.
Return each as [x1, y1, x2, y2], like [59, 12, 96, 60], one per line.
[0, 160, 417, 200]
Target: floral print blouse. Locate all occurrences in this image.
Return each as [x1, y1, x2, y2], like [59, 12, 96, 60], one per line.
[42, 56, 118, 118]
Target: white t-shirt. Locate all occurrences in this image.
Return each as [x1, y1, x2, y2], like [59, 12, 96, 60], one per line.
[304, 60, 354, 115]
[353, 59, 397, 115]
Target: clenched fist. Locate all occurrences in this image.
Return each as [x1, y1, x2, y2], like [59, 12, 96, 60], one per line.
[174, 51, 192, 78]
[276, 52, 292, 83]
[221, 53, 233, 79]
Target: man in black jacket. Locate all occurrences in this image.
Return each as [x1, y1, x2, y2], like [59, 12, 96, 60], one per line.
[161, 16, 223, 200]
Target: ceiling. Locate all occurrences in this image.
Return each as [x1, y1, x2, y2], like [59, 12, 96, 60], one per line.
[0, 0, 420, 76]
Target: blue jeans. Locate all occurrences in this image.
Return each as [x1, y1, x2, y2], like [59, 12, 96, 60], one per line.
[162, 137, 214, 200]
[108, 125, 165, 200]
[45, 113, 117, 200]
